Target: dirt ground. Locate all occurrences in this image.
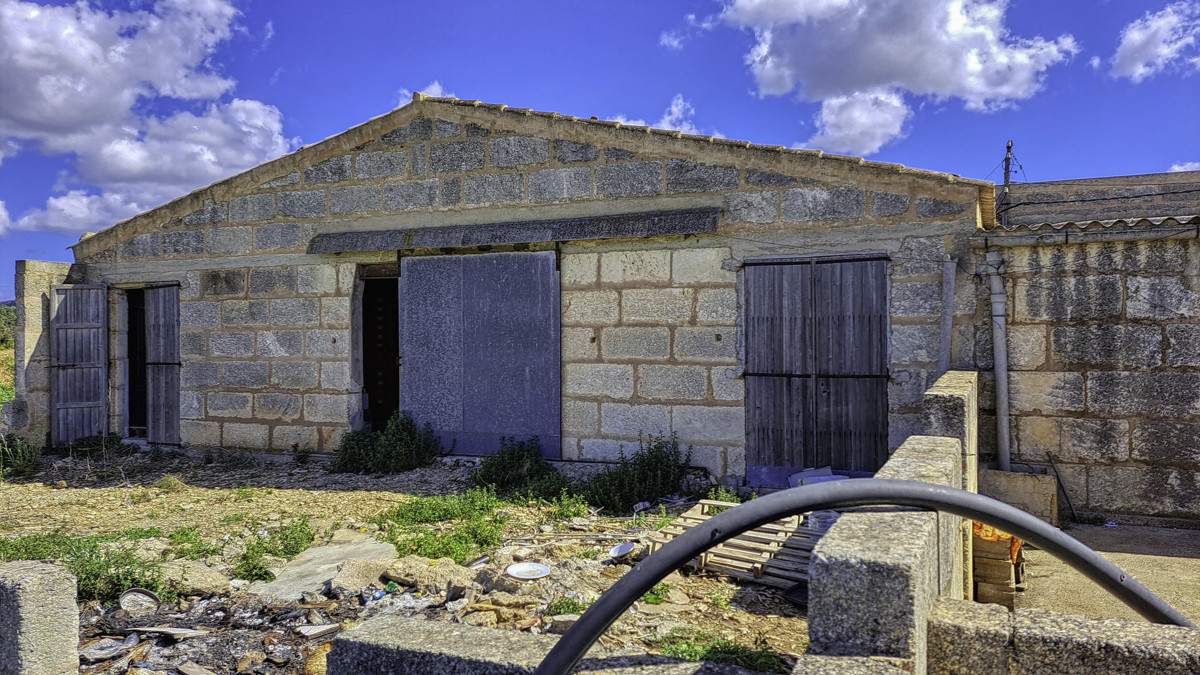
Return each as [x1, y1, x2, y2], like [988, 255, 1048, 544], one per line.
[1015, 522, 1200, 624]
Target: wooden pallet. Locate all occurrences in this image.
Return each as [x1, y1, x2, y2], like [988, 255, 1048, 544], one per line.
[647, 500, 822, 589]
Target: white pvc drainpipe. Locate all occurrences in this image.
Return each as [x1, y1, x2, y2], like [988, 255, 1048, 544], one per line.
[986, 249, 1012, 471]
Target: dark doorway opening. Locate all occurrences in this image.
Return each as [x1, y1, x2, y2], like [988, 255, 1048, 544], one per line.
[126, 288, 148, 438]
[362, 278, 400, 431]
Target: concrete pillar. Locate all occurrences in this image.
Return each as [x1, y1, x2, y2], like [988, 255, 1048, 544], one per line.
[922, 370, 979, 601]
[0, 561, 79, 675]
[4, 261, 73, 445]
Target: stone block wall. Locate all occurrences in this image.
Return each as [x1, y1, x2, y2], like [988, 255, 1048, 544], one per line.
[998, 238, 1200, 519]
[3, 261, 74, 445]
[559, 245, 743, 479]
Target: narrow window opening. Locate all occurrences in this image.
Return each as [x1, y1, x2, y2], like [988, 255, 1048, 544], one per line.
[362, 278, 400, 431]
[126, 288, 148, 438]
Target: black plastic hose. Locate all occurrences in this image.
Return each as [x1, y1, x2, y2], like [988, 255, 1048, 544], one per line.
[534, 478, 1195, 675]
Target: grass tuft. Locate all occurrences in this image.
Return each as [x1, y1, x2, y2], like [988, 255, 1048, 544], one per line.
[654, 629, 786, 673]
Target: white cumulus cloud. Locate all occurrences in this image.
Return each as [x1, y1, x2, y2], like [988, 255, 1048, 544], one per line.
[1110, 2, 1200, 83]
[1170, 161, 1200, 172]
[610, 94, 721, 136]
[0, 0, 295, 235]
[714, 0, 1078, 155]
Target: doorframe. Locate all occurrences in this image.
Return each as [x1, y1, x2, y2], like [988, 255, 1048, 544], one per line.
[107, 282, 181, 444]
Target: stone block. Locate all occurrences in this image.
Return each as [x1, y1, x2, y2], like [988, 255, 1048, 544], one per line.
[163, 230, 204, 255]
[873, 192, 911, 217]
[249, 268, 296, 297]
[223, 361, 269, 388]
[674, 327, 736, 362]
[561, 290, 618, 326]
[891, 281, 942, 317]
[230, 194, 276, 222]
[356, 151, 408, 179]
[1167, 324, 1200, 366]
[697, 288, 738, 324]
[210, 332, 254, 357]
[271, 298, 320, 326]
[1131, 421, 1200, 469]
[184, 200, 228, 225]
[1085, 240, 1189, 274]
[1014, 275, 1122, 321]
[725, 191, 778, 223]
[411, 144, 427, 175]
[999, 324, 1044, 370]
[605, 147, 634, 160]
[305, 394, 350, 423]
[430, 140, 485, 173]
[915, 198, 970, 218]
[120, 233, 160, 259]
[891, 237, 944, 278]
[181, 361, 219, 388]
[0, 561, 79, 675]
[489, 136, 549, 167]
[672, 248, 735, 284]
[579, 438, 629, 462]
[321, 362, 351, 390]
[927, 597, 1011, 675]
[254, 222, 302, 250]
[1087, 466, 1200, 516]
[207, 392, 252, 417]
[322, 297, 351, 326]
[890, 369, 935, 408]
[298, 265, 338, 295]
[181, 420, 220, 446]
[254, 393, 301, 421]
[433, 119, 460, 137]
[978, 469, 1059, 525]
[673, 405, 744, 443]
[712, 370, 744, 401]
[561, 327, 597, 360]
[621, 288, 693, 324]
[665, 159, 738, 193]
[891, 324, 940, 364]
[463, 173, 524, 204]
[180, 301, 220, 328]
[595, 161, 662, 197]
[223, 300, 269, 326]
[1009, 372, 1084, 413]
[440, 177, 461, 205]
[382, 117, 432, 146]
[384, 180, 437, 210]
[208, 226, 252, 254]
[201, 269, 246, 297]
[599, 250, 670, 284]
[307, 329, 350, 356]
[1127, 276, 1200, 319]
[1050, 325, 1161, 368]
[564, 363, 633, 398]
[1088, 371, 1200, 416]
[637, 365, 707, 400]
[528, 168, 591, 202]
[272, 361, 319, 389]
[259, 172, 300, 188]
[601, 327, 669, 359]
[331, 185, 381, 214]
[561, 254, 597, 288]
[601, 403, 670, 436]
[179, 391, 203, 419]
[223, 422, 269, 449]
[1012, 608, 1200, 674]
[556, 140, 597, 163]
[305, 155, 351, 184]
[272, 425, 318, 452]
[782, 187, 865, 221]
[562, 400, 598, 434]
[278, 190, 327, 219]
[741, 169, 794, 187]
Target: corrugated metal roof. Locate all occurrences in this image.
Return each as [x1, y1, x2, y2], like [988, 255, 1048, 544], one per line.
[991, 215, 1200, 232]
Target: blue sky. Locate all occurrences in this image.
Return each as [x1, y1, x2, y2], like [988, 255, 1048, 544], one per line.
[1, 0, 1198, 299]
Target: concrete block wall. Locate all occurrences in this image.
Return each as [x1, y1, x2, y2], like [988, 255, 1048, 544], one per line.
[3, 261, 74, 445]
[559, 245, 743, 479]
[996, 238, 1200, 519]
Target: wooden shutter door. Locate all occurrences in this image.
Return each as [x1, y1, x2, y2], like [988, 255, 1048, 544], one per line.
[145, 285, 180, 445]
[50, 285, 108, 445]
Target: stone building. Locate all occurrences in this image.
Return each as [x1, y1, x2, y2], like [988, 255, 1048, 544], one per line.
[4, 94, 988, 486]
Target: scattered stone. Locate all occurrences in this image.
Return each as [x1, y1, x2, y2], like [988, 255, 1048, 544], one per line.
[296, 624, 340, 638]
[249, 538, 396, 603]
[329, 558, 390, 598]
[384, 556, 475, 599]
[178, 661, 218, 675]
[163, 560, 232, 597]
[548, 614, 580, 633]
[236, 650, 268, 672]
[80, 638, 128, 663]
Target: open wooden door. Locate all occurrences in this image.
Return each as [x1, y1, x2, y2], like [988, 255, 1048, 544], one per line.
[50, 285, 108, 446]
[144, 284, 180, 445]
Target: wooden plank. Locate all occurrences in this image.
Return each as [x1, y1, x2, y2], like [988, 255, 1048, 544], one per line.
[145, 285, 180, 445]
[50, 285, 108, 445]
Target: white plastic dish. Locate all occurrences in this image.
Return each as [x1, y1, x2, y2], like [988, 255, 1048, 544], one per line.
[609, 542, 636, 558]
[505, 562, 551, 580]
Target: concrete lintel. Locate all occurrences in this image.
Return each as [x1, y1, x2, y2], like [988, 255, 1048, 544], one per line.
[308, 208, 721, 253]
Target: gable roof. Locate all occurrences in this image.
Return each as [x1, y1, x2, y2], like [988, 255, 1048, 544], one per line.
[71, 94, 993, 258]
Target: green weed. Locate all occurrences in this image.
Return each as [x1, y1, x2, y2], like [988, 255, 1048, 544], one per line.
[231, 517, 315, 580]
[641, 583, 671, 605]
[582, 434, 691, 515]
[376, 487, 503, 527]
[0, 434, 40, 479]
[231, 487, 257, 501]
[654, 629, 786, 673]
[155, 475, 186, 492]
[474, 437, 572, 500]
[331, 411, 446, 474]
[221, 513, 246, 523]
[390, 517, 505, 565]
[546, 596, 591, 615]
[0, 531, 173, 605]
[547, 490, 589, 521]
[577, 548, 601, 559]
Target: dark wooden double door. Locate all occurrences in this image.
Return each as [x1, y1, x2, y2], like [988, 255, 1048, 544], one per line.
[745, 257, 888, 476]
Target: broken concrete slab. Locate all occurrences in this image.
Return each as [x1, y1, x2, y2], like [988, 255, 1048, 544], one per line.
[248, 539, 396, 602]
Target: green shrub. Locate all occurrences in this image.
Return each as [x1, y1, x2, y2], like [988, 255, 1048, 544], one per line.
[392, 516, 505, 565]
[547, 489, 589, 521]
[155, 475, 186, 492]
[168, 526, 220, 560]
[0, 531, 172, 604]
[474, 437, 572, 500]
[641, 582, 671, 605]
[331, 411, 445, 474]
[232, 517, 315, 580]
[0, 434, 40, 479]
[582, 434, 691, 515]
